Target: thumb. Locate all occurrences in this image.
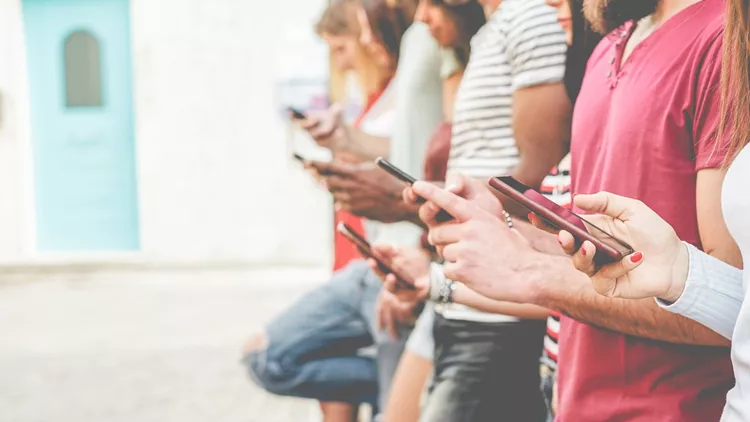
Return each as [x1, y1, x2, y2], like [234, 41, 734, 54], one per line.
[591, 252, 645, 298]
[574, 192, 637, 221]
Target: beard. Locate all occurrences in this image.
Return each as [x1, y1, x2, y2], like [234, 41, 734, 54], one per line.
[583, 0, 660, 34]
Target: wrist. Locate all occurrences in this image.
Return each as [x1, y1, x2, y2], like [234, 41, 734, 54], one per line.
[524, 253, 568, 306]
[661, 242, 689, 303]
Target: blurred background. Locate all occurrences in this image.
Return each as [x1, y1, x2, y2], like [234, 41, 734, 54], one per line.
[0, 0, 349, 420]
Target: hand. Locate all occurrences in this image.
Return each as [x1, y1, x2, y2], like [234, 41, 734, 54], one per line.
[410, 181, 547, 304]
[403, 175, 504, 255]
[368, 244, 431, 303]
[376, 290, 419, 340]
[314, 161, 411, 222]
[555, 192, 688, 302]
[299, 104, 350, 151]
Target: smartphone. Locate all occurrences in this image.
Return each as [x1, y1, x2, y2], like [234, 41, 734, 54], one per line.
[288, 107, 307, 120]
[375, 157, 452, 222]
[488, 176, 633, 265]
[336, 223, 415, 291]
[375, 157, 418, 185]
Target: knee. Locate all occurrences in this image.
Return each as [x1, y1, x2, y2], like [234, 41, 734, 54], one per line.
[241, 332, 297, 396]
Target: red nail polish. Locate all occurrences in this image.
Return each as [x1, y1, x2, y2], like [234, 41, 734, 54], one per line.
[630, 252, 643, 263]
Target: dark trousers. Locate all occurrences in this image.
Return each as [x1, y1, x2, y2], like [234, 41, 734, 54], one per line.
[420, 314, 547, 422]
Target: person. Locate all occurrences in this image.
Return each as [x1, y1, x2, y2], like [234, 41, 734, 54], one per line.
[402, 0, 738, 420]
[242, 2, 416, 421]
[552, 2, 750, 420]
[244, 0, 463, 420]
[377, 1, 485, 421]
[537, 1, 601, 419]
[373, 0, 570, 420]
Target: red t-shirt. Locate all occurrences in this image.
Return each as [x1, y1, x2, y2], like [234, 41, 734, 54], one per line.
[561, 1, 734, 421]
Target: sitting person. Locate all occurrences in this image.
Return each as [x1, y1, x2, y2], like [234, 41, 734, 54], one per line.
[241, 0, 458, 420]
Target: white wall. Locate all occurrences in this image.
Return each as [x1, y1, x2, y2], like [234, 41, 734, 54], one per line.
[0, 0, 33, 262]
[131, 0, 333, 266]
[0, 0, 334, 267]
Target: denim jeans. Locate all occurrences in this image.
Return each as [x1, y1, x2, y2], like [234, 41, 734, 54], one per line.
[420, 314, 547, 422]
[242, 260, 412, 410]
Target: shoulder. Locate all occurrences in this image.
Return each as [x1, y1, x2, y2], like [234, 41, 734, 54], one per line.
[495, 0, 559, 31]
[400, 23, 440, 58]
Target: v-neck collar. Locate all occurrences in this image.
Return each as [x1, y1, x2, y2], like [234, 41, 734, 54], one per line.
[606, 0, 709, 88]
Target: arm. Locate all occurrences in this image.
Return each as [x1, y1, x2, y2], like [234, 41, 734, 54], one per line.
[339, 127, 390, 161]
[531, 170, 740, 346]
[502, 12, 571, 218]
[657, 243, 744, 339]
[530, 255, 729, 346]
[431, 263, 549, 319]
[442, 71, 462, 123]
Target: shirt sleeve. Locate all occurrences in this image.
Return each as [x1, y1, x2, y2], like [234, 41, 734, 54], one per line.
[503, 2, 567, 91]
[439, 49, 462, 80]
[693, 33, 732, 170]
[656, 242, 744, 339]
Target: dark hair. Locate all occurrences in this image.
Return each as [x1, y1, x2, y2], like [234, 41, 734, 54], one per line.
[315, 0, 359, 37]
[719, 0, 750, 165]
[563, 0, 603, 103]
[361, 0, 416, 61]
[427, 0, 486, 67]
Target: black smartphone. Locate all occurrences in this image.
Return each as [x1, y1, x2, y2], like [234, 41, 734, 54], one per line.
[288, 107, 307, 120]
[375, 157, 418, 185]
[336, 223, 415, 291]
[488, 176, 634, 266]
[375, 157, 452, 222]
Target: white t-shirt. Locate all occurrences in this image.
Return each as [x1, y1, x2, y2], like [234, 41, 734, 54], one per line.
[437, 0, 567, 322]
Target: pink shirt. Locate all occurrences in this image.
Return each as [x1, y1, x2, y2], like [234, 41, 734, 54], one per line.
[561, 0, 734, 420]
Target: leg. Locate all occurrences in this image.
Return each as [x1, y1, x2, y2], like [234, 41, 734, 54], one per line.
[360, 269, 413, 412]
[382, 305, 436, 422]
[420, 315, 547, 422]
[242, 260, 378, 405]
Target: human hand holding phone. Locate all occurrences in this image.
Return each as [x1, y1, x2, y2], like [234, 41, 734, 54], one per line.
[337, 223, 415, 291]
[367, 244, 431, 303]
[489, 176, 633, 266]
[550, 192, 687, 302]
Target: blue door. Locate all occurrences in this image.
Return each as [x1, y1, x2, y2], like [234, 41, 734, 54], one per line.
[23, 0, 140, 251]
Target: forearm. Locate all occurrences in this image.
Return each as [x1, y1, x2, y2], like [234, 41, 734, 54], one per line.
[453, 283, 549, 319]
[343, 126, 390, 160]
[531, 255, 730, 346]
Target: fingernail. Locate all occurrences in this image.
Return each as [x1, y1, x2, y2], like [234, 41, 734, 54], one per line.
[630, 252, 643, 263]
[580, 247, 587, 256]
[528, 213, 534, 221]
[557, 233, 564, 245]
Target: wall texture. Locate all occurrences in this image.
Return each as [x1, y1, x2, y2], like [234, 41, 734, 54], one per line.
[0, 0, 333, 267]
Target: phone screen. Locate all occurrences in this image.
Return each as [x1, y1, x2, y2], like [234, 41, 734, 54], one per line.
[495, 177, 633, 258]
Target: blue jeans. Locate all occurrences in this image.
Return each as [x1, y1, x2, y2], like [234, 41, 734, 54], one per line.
[242, 260, 412, 409]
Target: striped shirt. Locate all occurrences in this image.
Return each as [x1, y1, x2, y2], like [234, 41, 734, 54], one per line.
[447, 0, 567, 179]
[539, 154, 571, 367]
[438, 0, 567, 323]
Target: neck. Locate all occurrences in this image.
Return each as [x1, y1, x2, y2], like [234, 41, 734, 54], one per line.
[652, 0, 702, 23]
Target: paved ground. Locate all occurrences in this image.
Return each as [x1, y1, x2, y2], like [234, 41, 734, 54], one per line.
[0, 267, 340, 422]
